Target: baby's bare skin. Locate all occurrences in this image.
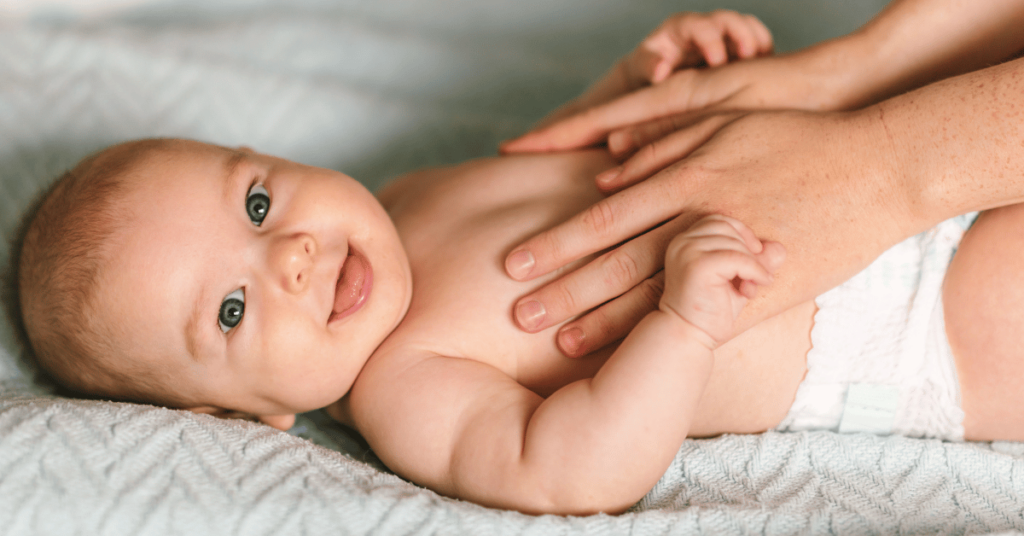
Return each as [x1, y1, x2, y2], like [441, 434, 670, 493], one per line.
[70, 138, 1020, 515]
[381, 150, 808, 423]
[330, 148, 1024, 514]
[331, 150, 808, 512]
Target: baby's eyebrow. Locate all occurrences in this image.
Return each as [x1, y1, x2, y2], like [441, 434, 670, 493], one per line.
[221, 150, 251, 200]
[224, 150, 246, 177]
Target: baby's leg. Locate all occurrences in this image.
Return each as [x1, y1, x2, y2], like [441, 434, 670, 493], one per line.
[944, 203, 1024, 440]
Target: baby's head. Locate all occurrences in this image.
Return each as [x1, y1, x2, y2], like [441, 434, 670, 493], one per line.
[16, 139, 412, 428]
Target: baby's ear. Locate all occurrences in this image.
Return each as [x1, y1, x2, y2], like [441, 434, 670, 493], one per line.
[185, 406, 295, 431]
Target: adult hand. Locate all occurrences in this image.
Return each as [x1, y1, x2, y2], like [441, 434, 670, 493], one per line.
[529, 10, 773, 134]
[506, 108, 920, 357]
[502, 0, 1024, 159]
[500, 49, 859, 158]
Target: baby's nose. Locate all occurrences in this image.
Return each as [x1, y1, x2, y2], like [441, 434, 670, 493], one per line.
[269, 233, 317, 293]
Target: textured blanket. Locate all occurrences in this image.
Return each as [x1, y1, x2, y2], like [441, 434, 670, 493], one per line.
[3, 1, 1023, 534]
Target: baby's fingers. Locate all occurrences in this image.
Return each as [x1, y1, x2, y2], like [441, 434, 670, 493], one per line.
[716, 11, 773, 60]
[685, 214, 765, 256]
[691, 249, 775, 295]
[731, 239, 786, 299]
[745, 14, 774, 56]
[714, 11, 758, 60]
[689, 23, 730, 68]
[756, 239, 786, 275]
[709, 217, 787, 277]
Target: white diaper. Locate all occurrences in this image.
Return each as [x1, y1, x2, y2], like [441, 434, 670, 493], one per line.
[775, 214, 979, 441]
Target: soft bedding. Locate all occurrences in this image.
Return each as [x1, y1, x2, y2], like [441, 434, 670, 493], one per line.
[2, 1, 1023, 534]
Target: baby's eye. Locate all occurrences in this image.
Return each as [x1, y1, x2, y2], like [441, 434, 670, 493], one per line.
[246, 183, 270, 226]
[219, 289, 245, 333]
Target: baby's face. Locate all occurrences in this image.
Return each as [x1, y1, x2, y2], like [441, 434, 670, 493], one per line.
[95, 141, 411, 417]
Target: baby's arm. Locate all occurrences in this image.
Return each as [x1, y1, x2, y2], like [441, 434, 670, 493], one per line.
[351, 216, 780, 515]
[536, 11, 772, 128]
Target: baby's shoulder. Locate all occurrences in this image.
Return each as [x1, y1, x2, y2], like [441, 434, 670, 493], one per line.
[375, 166, 444, 210]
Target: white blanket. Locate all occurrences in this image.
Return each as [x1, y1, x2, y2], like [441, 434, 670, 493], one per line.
[5, 1, 1024, 534]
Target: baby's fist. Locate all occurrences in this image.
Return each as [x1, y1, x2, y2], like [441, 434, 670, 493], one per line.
[660, 215, 784, 349]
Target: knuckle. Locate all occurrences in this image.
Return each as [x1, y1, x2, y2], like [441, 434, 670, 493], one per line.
[637, 276, 665, 307]
[604, 251, 642, 290]
[581, 201, 618, 237]
[587, 309, 618, 342]
[638, 141, 659, 165]
[666, 235, 691, 262]
[551, 283, 581, 316]
[669, 113, 692, 131]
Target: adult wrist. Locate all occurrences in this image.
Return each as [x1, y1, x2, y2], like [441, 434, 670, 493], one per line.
[780, 31, 890, 111]
[843, 101, 937, 240]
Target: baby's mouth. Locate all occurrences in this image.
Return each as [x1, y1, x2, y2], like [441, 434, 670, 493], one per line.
[329, 247, 373, 324]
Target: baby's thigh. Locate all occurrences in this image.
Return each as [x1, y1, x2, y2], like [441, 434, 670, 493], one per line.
[944, 204, 1024, 440]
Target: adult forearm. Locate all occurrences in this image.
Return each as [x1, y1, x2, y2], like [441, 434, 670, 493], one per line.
[877, 56, 1024, 227]
[800, 0, 1024, 110]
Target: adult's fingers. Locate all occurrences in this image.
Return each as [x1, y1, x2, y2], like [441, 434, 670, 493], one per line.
[500, 72, 701, 154]
[556, 271, 666, 358]
[512, 221, 681, 332]
[605, 110, 704, 157]
[599, 113, 741, 191]
[506, 168, 687, 281]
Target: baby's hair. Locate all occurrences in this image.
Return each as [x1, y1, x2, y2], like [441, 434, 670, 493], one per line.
[10, 139, 181, 404]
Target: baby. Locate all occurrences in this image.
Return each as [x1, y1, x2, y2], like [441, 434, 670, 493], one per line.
[11, 11, 1024, 516]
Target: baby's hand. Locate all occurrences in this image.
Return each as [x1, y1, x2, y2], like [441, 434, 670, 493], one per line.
[660, 215, 784, 350]
[627, 10, 773, 85]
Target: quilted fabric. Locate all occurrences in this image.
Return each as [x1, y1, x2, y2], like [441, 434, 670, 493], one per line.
[6, 1, 1023, 535]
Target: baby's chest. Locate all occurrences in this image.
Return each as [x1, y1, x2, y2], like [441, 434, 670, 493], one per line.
[394, 245, 609, 396]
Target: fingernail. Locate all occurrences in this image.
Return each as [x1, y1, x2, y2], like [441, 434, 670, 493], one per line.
[506, 249, 535, 280]
[558, 327, 585, 357]
[515, 300, 547, 331]
[596, 166, 622, 187]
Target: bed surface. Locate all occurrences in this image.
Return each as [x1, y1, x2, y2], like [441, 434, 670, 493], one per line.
[3, 1, 1024, 534]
